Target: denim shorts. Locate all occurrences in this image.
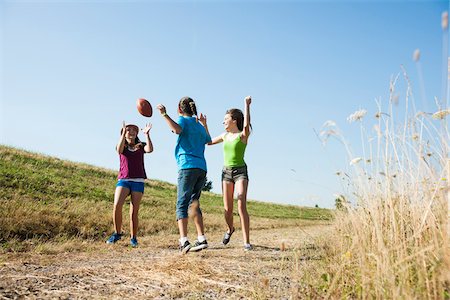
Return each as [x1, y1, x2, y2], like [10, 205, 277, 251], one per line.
[222, 165, 249, 183]
[116, 180, 145, 193]
[176, 168, 207, 220]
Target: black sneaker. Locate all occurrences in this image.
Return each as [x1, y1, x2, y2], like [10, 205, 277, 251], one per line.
[190, 240, 208, 252]
[222, 228, 235, 245]
[180, 241, 191, 254]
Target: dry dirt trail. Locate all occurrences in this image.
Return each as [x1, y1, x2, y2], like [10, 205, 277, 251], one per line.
[0, 224, 330, 299]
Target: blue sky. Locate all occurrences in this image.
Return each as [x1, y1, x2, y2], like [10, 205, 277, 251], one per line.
[1, 0, 448, 208]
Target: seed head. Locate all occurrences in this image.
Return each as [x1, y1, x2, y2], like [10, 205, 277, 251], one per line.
[323, 120, 337, 127]
[350, 157, 363, 165]
[415, 111, 427, 118]
[432, 109, 450, 120]
[347, 109, 367, 123]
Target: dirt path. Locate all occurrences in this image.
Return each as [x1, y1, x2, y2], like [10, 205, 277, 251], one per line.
[0, 225, 329, 299]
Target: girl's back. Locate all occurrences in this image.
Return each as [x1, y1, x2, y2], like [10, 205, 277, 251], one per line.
[176, 116, 210, 170]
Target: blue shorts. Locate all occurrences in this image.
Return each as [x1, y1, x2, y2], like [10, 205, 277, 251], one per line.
[176, 168, 206, 220]
[116, 180, 145, 193]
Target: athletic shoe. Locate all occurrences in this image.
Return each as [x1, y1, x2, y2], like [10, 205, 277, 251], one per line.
[106, 232, 122, 244]
[180, 241, 191, 254]
[244, 244, 253, 251]
[222, 228, 235, 245]
[130, 237, 138, 248]
[190, 240, 208, 252]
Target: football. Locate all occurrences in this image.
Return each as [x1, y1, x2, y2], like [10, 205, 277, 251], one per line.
[136, 98, 152, 117]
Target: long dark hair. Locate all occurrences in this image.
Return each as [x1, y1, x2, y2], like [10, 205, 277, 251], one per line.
[226, 108, 245, 131]
[179, 96, 198, 117]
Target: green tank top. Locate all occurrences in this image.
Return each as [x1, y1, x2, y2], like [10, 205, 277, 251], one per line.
[223, 133, 247, 167]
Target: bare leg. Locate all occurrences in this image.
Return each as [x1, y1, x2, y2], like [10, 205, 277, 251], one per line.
[190, 200, 205, 236]
[178, 218, 188, 238]
[236, 179, 250, 244]
[222, 181, 235, 233]
[129, 191, 143, 238]
[113, 187, 130, 234]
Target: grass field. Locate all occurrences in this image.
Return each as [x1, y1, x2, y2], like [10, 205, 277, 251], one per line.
[2, 122, 447, 299]
[0, 145, 335, 298]
[0, 145, 331, 253]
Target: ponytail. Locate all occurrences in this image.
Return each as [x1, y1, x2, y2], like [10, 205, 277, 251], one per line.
[188, 101, 197, 116]
[179, 96, 198, 118]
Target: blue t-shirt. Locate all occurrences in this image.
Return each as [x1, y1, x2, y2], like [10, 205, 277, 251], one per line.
[175, 116, 212, 171]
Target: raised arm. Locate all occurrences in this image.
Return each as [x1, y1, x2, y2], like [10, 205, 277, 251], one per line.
[198, 113, 224, 145]
[242, 96, 251, 138]
[142, 123, 153, 153]
[157, 104, 182, 134]
[116, 121, 127, 154]
[198, 113, 212, 141]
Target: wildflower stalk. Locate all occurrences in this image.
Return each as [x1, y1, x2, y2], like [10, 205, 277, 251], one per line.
[318, 70, 449, 298]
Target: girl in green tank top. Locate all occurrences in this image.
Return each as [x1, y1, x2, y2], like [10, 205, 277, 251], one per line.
[203, 96, 253, 251]
[223, 131, 247, 167]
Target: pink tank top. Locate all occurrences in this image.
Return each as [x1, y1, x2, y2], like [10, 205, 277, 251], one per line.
[118, 147, 147, 179]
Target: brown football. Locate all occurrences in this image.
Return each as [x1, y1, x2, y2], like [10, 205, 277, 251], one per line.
[136, 98, 152, 117]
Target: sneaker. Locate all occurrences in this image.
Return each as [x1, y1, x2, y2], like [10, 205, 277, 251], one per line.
[244, 244, 253, 251]
[190, 240, 208, 252]
[130, 237, 138, 248]
[179, 241, 191, 254]
[222, 228, 235, 245]
[106, 232, 122, 244]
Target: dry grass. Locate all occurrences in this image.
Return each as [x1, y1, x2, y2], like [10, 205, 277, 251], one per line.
[302, 66, 450, 298]
[0, 225, 330, 299]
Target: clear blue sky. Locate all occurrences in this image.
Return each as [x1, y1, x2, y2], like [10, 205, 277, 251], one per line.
[1, 0, 448, 208]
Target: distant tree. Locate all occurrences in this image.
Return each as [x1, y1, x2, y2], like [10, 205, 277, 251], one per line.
[335, 195, 348, 211]
[315, 204, 319, 208]
[202, 177, 213, 192]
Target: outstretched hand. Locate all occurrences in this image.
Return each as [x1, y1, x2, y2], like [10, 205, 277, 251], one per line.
[245, 96, 252, 105]
[156, 104, 167, 115]
[142, 123, 152, 135]
[199, 113, 207, 126]
[121, 121, 126, 135]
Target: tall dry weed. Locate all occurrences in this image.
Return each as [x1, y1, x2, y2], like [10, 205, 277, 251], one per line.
[300, 14, 450, 298]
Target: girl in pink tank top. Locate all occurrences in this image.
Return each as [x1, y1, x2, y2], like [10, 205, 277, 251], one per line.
[106, 122, 153, 248]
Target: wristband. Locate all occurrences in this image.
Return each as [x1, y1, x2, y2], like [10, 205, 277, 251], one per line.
[161, 112, 168, 117]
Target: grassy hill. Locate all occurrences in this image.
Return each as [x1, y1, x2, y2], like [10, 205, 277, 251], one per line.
[0, 145, 332, 251]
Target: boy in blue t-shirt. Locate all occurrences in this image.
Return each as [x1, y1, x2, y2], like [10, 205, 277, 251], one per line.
[157, 97, 212, 254]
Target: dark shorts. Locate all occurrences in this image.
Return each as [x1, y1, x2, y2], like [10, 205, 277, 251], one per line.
[222, 165, 249, 183]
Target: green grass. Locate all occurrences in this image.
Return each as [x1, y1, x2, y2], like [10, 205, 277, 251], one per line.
[0, 145, 332, 250]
